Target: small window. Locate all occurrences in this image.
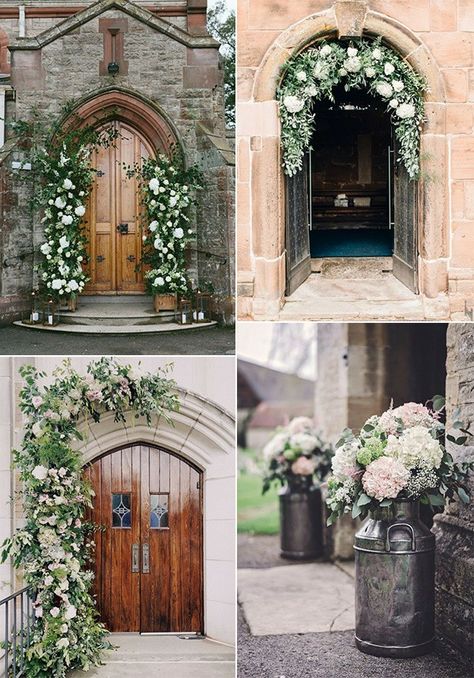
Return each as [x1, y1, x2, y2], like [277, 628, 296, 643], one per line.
[112, 493, 131, 528]
[150, 494, 169, 529]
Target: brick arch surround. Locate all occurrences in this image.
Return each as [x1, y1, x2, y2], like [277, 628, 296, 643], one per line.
[67, 88, 182, 156]
[240, 6, 448, 319]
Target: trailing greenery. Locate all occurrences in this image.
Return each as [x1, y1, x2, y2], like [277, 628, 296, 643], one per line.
[326, 397, 474, 526]
[208, 0, 235, 127]
[133, 154, 203, 296]
[9, 108, 116, 302]
[277, 37, 426, 179]
[1, 358, 180, 677]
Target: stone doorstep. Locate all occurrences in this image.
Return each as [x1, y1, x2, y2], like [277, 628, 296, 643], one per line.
[12, 320, 217, 335]
[238, 562, 355, 637]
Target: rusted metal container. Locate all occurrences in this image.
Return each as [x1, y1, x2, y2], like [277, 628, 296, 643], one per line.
[354, 499, 435, 658]
[279, 477, 323, 560]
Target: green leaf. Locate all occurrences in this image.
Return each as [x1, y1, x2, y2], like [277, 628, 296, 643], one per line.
[357, 493, 372, 506]
[428, 493, 445, 506]
[379, 499, 392, 507]
[457, 487, 469, 504]
[432, 395, 445, 412]
[362, 424, 374, 432]
[352, 503, 362, 519]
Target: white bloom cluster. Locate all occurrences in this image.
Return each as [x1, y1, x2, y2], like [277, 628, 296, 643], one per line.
[385, 426, 443, 470]
[331, 439, 360, 481]
[263, 431, 289, 461]
[405, 467, 438, 498]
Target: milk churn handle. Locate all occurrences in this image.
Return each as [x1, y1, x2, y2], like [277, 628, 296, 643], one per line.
[385, 523, 416, 552]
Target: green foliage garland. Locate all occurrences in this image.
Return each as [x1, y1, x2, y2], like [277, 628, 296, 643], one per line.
[1, 358, 180, 677]
[277, 38, 426, 179]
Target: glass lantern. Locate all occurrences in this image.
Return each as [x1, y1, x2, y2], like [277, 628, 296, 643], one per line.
[178, 298, 193, 325]
[195, 291, 211, 323]
[43, 300, 60, 327]
[23, 291, 42, 325]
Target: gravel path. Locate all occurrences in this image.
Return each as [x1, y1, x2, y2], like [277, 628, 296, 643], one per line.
[0, 326, 235, 355]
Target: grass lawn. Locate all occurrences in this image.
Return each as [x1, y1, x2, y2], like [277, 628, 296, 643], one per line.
[238, 472, 280, 535]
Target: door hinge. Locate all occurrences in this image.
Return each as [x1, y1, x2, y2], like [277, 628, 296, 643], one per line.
[196, 481, 200, 490]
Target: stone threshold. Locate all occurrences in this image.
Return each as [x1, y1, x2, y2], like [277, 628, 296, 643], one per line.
[13, 320, 217, 335]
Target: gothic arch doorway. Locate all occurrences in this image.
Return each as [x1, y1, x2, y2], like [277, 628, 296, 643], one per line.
[84, 442, 204, 634]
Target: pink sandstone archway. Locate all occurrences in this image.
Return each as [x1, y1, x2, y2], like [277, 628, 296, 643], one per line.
[240, 6, 448, 319]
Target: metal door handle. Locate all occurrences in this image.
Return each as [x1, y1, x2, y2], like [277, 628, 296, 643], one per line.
[117, 223, 129, 234]
[127, 254, 135, 262]
[132, 544, 139, 572]
[96, 255, 105, 263]
[385, 523, 416, 552]
[142, 543, 149, 573]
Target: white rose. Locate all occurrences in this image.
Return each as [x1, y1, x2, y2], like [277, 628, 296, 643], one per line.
[54, 197, 66, 209]
[79, 190, 85, 197]
[173, 227, 184, 239]
[32, 465, 48, 480]
[63, 178, 73, 190]
[148, 178, 160, 193]
[296, 71, 307, 82]
[40, 243, 51, 255]
[396, 102, 416, 119]
[313, 61, 329, 80]
[305, 84, 318, 97]
[57, 638, 69, 649]
[283, 95, 304, 114]
[389, 98, 399, 108]
[68, 280, 79, 291]
[153, 237, 162, 249]
[320, 44, 332, 56]
[154, 277, 164, 287]
[375, 81, 393, 98]
[59, 236, 69, 249]
[50, 607, 60, 618]
[384, 63, 395, 75]
[347, 47, 358, 57]
[74, 205, 86, 217]
[169, 196, 177, 207]
[338, 68, 347, 76]
[365, 67, 376, 78]
[51, 279, 63, 290]
[64, 605, 76, 620]
[61, 215, 73, 226]
[149, 221, 158, 232]
[372, 48, 382, 60]
[392, 80, 404, 92]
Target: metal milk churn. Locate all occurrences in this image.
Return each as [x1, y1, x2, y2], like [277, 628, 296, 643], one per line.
[279, 475, 323, 560]
[354, 499, 435, 657]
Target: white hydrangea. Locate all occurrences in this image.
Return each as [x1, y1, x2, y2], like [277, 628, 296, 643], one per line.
[51, 279, 63, 290]
[32, 465, 48, 480]
[61, 215, 73, 226]
[154, 276, 164, 287]
[263, 431, 289, 461]
[289, 432, 319, 455]
[385, 426, 443, 470]
[68, 280, 79, 291]
[283, 95, 304, 113]
[331, 439, 360, 481]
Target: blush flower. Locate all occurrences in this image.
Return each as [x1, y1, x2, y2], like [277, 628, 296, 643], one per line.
[362, 456, 410, 501]
[291, 456, 316, 476]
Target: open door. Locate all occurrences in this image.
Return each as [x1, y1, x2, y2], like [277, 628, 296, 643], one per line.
[392, 140, 419, 293]
[285, 156, 311, 295]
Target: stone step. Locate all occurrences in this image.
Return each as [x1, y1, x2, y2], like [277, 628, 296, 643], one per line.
[13, 320, 217, 335]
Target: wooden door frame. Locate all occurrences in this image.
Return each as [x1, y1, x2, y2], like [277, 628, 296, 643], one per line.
[84, 441, 204, 635]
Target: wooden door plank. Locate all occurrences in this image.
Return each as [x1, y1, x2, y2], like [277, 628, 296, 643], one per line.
[169, 454, 181, 631]
[179, 461, 192, 631]
[189, 466, 203, 632]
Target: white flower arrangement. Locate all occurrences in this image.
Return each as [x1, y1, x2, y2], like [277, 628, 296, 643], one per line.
[277, 38, 427, 179]
[140, 155, 203, 296]
[326, 398, 474, 524]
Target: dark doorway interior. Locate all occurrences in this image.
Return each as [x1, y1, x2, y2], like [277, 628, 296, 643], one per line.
[310, 86, 393, 257]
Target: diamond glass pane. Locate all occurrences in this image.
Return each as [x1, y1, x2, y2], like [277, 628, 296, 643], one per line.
[150, 494, 169, 529]
[112, 493, 131, 528]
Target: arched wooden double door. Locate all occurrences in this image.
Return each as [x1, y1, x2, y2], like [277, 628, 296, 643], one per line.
[84, 122, 152, 294]
[84, 443, 203, 633]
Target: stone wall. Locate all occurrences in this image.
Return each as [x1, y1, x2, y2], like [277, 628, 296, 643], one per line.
[432, 323, 474, 664]
[0, 0, 233, 322]
[237, 0, 474, 318]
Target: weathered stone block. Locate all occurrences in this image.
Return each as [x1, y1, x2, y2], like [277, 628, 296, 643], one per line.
[452, 138, 474, 179]
[458, 0, 474, 31]
[446, 103, 474, 134]
[371, 0, 430, 32]
[442, 68, 469, 103]
[335, 1, 366, 37]
[430, 0, 457, 32]
[424, 32, 473, 68]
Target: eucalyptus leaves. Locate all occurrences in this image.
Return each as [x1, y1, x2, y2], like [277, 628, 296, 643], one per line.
[278, 38, 426, 179]
[1, 358, 179, 677]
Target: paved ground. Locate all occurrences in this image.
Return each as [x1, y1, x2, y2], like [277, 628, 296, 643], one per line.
[69, 634, 235, 678]
[279, 271, 452, 321]
[238, 535, 471, 678]
[0, 326, 235, 355]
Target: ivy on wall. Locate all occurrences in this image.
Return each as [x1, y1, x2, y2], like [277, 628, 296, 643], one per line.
[1, 358, 180, 677]
[277, 38, 427, 179]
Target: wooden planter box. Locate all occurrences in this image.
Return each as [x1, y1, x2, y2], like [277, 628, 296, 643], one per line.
[154, 293, 177, 312]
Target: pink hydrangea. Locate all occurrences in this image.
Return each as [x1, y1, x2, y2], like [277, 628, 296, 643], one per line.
[291, 456, 316, 476]
[362, 456, 410, 501]
[379, 402, 438, 435]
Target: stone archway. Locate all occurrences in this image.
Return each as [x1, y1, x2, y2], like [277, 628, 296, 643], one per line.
[241, 5, 448, 319]
[74, 387, 235, 645]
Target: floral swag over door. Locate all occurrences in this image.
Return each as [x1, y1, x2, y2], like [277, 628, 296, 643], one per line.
[277, 38, 426, 179]
[1, 358, 180, 677]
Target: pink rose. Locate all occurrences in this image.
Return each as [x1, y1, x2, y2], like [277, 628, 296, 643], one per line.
[291, 456, 317, 476]
[32, 396, 43, 408]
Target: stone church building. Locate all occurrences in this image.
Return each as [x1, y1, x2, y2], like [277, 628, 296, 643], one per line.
[237, 0, 474, 320]
[0, 0, 234, 324]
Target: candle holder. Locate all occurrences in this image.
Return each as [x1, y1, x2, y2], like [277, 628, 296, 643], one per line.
[43, 300, 60, 327]
[178, 298, 193, 325]
[195, 291, 211, 323]
[22, 291, 42, 325]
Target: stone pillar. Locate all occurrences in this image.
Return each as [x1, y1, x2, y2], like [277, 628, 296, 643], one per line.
[0, 358, 13, 606]
[432, 323, 474, 664]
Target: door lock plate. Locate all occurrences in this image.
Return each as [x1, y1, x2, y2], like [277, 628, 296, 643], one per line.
[132, 544, 139, 573]
[142, 543, 150, 573]
[117, 223, 129, 234]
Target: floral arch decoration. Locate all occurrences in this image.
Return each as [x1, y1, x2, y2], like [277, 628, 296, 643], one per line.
[278, 37, 427, 180]
[1, 357, 180, 677]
